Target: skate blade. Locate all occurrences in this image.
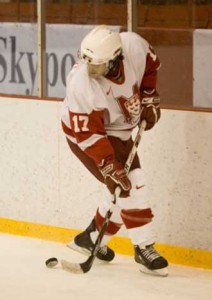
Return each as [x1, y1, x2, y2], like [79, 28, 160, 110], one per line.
[66, 241, 91, 256]
[66, 241, 110, 264]
[139, 265, 168, 277]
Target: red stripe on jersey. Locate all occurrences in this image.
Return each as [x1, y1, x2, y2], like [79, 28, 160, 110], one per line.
[85, 136, 115, 165]
[140, 47, 161, 92]
[69, 110, 106, 143]
[61, 121, 75, 137]
[69, 109, 115, 165]
[121, 208, 154, 229]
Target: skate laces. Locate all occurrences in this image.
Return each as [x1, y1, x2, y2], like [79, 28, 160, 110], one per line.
[140, 246, 160, 262]
[98, 245, 108, 255]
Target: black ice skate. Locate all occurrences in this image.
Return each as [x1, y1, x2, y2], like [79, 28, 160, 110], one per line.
[134, 244, 168, 277]
[67, 219, 115, 262]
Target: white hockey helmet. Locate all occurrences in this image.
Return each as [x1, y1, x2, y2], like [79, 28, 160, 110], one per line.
[80, 25, 122, 68]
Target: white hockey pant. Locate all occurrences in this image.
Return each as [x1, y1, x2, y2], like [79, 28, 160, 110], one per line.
[96, 168, 156, 247]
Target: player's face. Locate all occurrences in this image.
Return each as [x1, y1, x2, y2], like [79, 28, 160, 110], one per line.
[87, 63, 107, 79]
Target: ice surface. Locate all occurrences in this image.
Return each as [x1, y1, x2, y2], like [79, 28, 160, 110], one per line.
[0, 233, 211, 300]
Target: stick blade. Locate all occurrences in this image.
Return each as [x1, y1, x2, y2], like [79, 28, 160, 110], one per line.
[61, 259, 85, 274]
[61, 256, 94, 274]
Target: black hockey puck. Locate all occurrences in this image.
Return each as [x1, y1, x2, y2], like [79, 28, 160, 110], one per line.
[45, 257, 59, 268]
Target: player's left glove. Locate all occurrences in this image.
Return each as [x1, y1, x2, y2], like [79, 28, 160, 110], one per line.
[140, 89, 161, 130]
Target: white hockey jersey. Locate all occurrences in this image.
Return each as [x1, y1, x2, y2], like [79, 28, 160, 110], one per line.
[61, 31, 160, 165]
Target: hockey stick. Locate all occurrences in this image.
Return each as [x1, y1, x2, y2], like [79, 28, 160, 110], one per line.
[60, 120, 147, 274]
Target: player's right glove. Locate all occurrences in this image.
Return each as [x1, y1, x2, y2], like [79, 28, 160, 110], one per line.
[140, 89, 161, 130]
[98, 156, 131, 198]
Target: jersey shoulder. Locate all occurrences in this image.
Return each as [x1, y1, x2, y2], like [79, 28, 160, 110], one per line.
[120, 32, 150, 82]
[120, 31, 149, 57]
[65, 63, 104, 114]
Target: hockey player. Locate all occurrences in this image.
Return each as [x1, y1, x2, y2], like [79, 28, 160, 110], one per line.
[61, 25, 168, 276]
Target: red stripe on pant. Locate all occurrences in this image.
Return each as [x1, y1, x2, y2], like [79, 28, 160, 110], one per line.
[120, 208, 154, 229]
[95, 209, 122, 235]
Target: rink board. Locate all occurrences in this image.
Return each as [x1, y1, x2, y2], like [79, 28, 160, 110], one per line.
[0, 96, 212, 270]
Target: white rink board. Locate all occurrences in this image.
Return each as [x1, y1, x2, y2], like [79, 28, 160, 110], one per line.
[0, 96, 211, 251]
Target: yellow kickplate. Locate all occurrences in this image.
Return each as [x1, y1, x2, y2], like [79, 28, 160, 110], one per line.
[0, 217, 211, 269]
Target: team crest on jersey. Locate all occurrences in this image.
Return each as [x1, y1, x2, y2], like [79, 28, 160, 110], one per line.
[116, 83, 141, 125]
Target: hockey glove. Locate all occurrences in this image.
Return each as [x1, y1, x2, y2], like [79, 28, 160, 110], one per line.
[140, 89, 161, 130]
[98, 157, 131, 198]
